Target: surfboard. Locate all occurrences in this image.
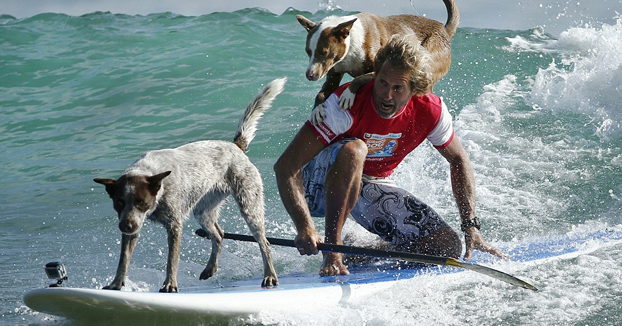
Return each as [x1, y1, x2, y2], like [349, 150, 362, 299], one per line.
[23, 229, 622, 323]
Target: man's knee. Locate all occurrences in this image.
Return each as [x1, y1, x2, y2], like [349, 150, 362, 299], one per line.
[416, 227, 462, 259]
[337, 139, 367, 164]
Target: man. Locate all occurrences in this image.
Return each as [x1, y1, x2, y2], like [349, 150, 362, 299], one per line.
[274, 35, 507, 276]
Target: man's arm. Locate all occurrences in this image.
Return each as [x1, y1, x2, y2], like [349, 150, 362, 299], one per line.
[274, 125, 326, 255]
[437, 137, 509, 260]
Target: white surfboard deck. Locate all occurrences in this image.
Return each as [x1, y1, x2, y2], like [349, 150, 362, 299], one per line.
[24, 229, 622, 322]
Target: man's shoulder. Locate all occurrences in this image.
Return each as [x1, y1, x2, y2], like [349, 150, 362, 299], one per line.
[334, 83, 352, 97]
[415, 93, 442, 107]
[410, 93, 444, 118]
[334, 80, 375, 97]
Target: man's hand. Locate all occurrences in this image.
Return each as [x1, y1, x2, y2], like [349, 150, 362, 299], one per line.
[463, 227, 509, 260]
[294, 228, 323, 255]
[311, 103, 326, 126]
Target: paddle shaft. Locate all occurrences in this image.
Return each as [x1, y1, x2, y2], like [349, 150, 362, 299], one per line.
[195, 230, 538, 291]
[222, 232, 451, 266]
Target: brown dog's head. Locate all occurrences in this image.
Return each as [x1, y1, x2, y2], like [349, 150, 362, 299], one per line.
[94, 171, 171, 235]
[296, 14, 357, 81]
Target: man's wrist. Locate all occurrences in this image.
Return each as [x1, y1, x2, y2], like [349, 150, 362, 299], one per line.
[460, 216, 481, 232]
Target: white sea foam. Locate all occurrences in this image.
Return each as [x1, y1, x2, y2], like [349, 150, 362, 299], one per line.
[511, 16, 622, 141]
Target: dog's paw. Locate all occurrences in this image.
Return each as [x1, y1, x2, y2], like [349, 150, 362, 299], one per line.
[338, 88, 356, 110]
[199, 265, 218, 280]
[159, 284, 179, 293]
[261, 275, 279, 287]
[102, 284, 122, 290]
[102, 280, 124, 290]
[311, 103, 326, 125]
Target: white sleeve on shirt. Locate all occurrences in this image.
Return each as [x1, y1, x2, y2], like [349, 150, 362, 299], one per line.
[426, 98, 454, 147]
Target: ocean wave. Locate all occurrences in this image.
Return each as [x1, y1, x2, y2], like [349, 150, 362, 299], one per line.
[531, 16, 622, 141]
[503, 15, 622, 141]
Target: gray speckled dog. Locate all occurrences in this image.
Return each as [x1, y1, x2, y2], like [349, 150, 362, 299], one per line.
[94, 78, 285, 292]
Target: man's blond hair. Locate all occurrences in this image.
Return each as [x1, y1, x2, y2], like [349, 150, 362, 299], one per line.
[374, 35, 432, 96]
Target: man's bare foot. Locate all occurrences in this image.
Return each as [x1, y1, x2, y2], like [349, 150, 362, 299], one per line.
[320, 252, 350, 276]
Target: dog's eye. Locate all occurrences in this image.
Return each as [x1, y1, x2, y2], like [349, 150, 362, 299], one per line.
[115, 199, 125, 209]
[134, 200, 149, 212]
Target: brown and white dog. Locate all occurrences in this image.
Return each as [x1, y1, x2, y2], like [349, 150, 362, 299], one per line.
[297, 0, 459, 108]
[94, 78, 286, 292]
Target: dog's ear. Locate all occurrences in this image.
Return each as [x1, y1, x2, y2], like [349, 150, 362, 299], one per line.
[146, 171, 171, 196]
[333, 18, 357, 39]
[94, 178, 118, 198]
[94, 178, 116, 185]
[296, 15, 316, 32]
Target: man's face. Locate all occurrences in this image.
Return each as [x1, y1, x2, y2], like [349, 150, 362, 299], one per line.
[373, 62, 416, 119]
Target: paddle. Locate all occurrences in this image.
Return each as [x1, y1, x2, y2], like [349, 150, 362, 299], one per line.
[194, 229, 538, 291]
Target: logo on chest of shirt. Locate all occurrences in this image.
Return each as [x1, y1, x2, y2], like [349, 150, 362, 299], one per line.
[364, 133, 402, 157]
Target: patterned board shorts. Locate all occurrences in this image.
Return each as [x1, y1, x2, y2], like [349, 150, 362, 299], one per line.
[303, 139, 450, 249]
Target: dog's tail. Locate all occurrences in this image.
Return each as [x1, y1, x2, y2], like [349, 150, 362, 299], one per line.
[442, 0, 460, 39]
[233, 77, 287, 152]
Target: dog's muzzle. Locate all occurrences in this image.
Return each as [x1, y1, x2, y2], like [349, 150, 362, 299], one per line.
[118, 219, 141, 235]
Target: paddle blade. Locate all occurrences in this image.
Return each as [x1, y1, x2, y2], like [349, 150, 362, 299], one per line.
[446, 258, 538, 291]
